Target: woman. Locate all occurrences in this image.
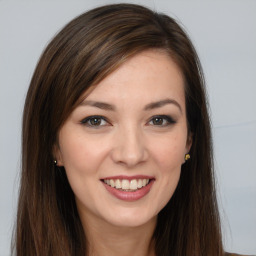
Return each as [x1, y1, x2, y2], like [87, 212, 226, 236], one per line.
[13, 3, 244, 256]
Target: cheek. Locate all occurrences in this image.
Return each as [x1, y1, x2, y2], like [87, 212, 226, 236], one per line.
[59, 132, 106, 175]
[58, 133, 108, 200]
[149, 132, 186, 203]
[150, 136, 185, 210]
[151, 133, 187, 169]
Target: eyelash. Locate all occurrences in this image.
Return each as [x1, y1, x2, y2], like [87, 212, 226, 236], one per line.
[80, 115, 109, 127]
[80, 115, 176, 128]
[148, 115, 176, 126]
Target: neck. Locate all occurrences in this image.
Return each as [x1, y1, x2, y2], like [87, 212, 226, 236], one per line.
[80, 212, 156, 256]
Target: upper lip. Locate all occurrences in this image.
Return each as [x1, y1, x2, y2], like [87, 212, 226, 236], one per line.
[100, 175, 155, 181]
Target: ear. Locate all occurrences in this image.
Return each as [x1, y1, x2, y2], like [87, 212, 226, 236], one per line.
[52, 144, 64, 166]
[182, 132, 193, 164]
[185, 132, 193, 152]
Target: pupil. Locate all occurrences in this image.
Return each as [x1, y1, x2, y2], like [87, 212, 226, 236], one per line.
[91, 118, 101, 125]
[153, 118, 163, 125]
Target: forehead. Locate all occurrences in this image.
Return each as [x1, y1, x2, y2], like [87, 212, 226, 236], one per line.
[81, 50, 185, 108]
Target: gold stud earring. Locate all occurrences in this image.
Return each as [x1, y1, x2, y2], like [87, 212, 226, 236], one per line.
[185, 154, 190, 161]
[54, 160, 57, 165]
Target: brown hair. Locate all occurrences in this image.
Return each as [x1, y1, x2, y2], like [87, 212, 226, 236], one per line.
[14, 3, 223, 256]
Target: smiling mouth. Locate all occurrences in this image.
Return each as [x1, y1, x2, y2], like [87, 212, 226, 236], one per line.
[102, 178, 151, 191]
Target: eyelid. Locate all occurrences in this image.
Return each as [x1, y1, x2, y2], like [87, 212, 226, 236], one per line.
[147, 115, 176, 126]
[80, 115, 110, 127]
[79, 114, 176, 128]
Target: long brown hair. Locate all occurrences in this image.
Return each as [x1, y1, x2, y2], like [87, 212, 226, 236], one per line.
[14, 3, 223, 256]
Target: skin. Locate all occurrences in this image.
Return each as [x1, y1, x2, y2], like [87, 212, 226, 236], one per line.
[55, 50, 192, 256]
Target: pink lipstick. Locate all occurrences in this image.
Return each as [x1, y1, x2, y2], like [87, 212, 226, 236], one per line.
[101, 175, 155, 201]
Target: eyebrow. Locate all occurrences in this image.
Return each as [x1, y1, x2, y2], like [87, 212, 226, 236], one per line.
[80, 98, 182, 112]
[144, 98, 182, 112]
[79, 100, 116, 111]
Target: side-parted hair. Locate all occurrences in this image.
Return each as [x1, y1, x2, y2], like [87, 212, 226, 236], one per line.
[14, 3, 223, 256]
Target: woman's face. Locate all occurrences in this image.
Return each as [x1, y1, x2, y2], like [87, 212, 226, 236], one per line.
[55, 50, 192, 228]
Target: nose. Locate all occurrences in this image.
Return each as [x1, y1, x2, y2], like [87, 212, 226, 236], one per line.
[110, 125, 148, 168]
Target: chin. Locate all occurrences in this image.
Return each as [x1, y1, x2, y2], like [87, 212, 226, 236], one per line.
[105, 208, 157, 228]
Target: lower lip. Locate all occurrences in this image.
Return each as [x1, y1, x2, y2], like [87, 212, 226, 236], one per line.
[102, 180, 154, 201]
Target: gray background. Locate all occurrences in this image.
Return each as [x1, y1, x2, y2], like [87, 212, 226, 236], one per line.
[0, 0, 255, 255]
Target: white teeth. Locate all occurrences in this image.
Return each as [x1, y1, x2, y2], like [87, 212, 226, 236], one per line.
[122, 179, 130, 190]
[103, 178, 151, 191]
[137, 179, 142, 188]
[115, 179, 121, 189]
[130, 179, 137, 190]
[110, 179, 115, 187]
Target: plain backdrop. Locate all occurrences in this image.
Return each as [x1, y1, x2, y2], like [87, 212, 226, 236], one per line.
[0, 0, 255, 255]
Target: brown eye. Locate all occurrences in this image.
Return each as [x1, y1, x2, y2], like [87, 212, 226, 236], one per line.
[148, 115, 176, 126]
[81, 116, 108, 127]
[152, 117, 164, 125]
[89, 118, 102, 126]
